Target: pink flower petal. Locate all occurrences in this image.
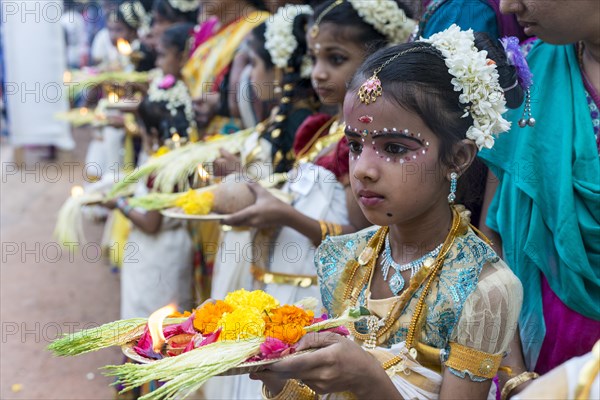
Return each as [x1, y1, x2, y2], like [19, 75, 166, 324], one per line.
[198, 328, 221, 347]
[158, 74, 176, 89]
[133, 327, 163, 360]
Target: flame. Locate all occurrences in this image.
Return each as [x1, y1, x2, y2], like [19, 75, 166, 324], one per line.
[197, 165, 210, 182]
[171, 132, 180, 142]
[71, 186, 84, 198]
[79, 107, 88, 115]
[147, 304, 177, 353]
[108, 92, 119, 103]
[117, 38, 132, 56]
[63, 71, 72, 83]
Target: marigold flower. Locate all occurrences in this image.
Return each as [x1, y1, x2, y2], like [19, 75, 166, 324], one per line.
[264, 305, 314, 344]
[169, 310, 192, 318]
[218, 307, 266, 341]
[224, 289, 279, 312]
[174, 190, 214, 215]
[193, 300, 233, 334]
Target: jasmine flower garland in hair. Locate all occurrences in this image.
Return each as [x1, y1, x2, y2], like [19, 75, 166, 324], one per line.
[119, 1, 147, 29]
[147, 72, 196, 129]
[348, 0, 416, 44]
[421, 25, 511, 150]
[265, 5, 313, 78]
[167, 0, 199, 13]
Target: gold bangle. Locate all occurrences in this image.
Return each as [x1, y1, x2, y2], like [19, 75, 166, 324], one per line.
[319, 220, 328, 241]
[500, 371, 540, 400]
[326, 222, 334, 238]
[326, 222, 342, 237]
[333, 223, 342, 236]
[262, 380, 317, 400]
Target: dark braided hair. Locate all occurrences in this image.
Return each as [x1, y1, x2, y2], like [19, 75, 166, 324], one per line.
[248, 9, 318, 173]
[138, 96, 192, 142]
[114, 1, 145, 31]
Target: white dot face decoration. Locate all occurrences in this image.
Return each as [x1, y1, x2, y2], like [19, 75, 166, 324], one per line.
[345, 124, 430, 163]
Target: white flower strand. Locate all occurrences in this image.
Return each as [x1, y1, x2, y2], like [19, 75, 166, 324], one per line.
[147, 73, 195, 130]
[265, 5, 313, 78]
[421, 25, 511, 150]
[167, 0, 198, 13]
[348, 0, 416, 44]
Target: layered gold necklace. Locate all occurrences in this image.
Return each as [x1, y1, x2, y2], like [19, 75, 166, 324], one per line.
[339, 206, 463, 366]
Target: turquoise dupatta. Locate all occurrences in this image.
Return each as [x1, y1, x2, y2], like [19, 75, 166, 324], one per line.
[479, 41, 600, 369]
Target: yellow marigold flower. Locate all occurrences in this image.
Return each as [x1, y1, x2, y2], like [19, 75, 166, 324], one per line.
[224, 289, 279, 312]
[218, 307, 266, 341]
[264, 305, 314, 345]
[193, 300, 233, 334]
[174, 190, 214, 215]
[152, 146, 170, 157]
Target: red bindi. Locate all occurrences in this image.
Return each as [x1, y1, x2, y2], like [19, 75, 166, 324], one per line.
[358, 115, 373, 124]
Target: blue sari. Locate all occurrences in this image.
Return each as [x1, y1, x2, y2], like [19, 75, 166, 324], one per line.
[419, 0, 525, 40]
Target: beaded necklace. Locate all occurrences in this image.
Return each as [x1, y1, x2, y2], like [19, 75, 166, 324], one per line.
[343, 207, 462, 363]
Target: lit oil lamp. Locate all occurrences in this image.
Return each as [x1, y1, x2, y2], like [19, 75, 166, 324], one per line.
[171, 132, 181, 148]
[108, 91, 120, 104]
[117, 38, 133, 56]
[147, 304, 177, 353]
[117, 38, 133, 71]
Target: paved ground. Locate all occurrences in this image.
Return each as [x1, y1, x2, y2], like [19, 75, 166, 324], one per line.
[1, 129, 122, 399]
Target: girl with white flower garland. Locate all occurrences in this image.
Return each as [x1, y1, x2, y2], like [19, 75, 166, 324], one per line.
[210, 1, 414, 399]
[104, 23, 197, 323]
[202, 6, 320, 399]
[252, 25, 526, 400]
[222, 0, 415, 310]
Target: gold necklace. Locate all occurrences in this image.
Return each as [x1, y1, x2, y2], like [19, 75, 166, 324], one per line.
[344, 207, 462, 354]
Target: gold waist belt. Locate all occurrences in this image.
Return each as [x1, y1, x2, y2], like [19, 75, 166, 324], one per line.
[250, 265, 318, 288]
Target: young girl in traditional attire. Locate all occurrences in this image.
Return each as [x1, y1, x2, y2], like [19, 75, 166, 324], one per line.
[208, 2, 414, 399]
[182, 0, 270, 136]
[103, 23, 197, 320]
[209, 4, 318, 301]
[86, 1, 149, 182]
[253, 25, 525, 400]
[223, 0, 415, 309]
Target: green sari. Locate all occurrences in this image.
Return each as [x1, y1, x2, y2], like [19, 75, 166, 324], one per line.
[479, 40, 600, 369]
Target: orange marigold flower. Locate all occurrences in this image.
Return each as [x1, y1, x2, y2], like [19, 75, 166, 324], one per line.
[193, 300, 233, 334]
[169, 310, 192, 318]
[264, 305, 315, 345]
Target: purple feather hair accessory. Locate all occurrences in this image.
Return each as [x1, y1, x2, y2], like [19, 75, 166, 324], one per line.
[500, 36, 533, 90]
